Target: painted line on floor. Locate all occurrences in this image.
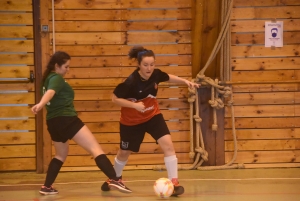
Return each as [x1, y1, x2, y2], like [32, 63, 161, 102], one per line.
[0, 177, 300, 187]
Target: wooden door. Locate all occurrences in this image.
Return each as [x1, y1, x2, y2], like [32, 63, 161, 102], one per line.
[0, 0, 36, 171]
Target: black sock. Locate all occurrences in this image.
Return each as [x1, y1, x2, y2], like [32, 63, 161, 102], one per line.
[44, 158, 63, 187]
[95, 154, 117, 180]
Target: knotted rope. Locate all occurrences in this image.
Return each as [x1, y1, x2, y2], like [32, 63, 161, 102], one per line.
[153, 0, 244, 171]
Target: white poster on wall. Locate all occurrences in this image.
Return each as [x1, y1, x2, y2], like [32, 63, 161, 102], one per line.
[265, 21, 283, 47]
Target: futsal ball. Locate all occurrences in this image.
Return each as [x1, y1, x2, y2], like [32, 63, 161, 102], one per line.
[153, 177, 174, 198]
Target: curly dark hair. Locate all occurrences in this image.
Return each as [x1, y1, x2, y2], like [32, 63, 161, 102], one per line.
[42, 51, 71, 82]
[128, 46, 155, 65]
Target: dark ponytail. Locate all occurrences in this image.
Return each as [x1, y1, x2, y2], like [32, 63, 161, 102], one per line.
[42, 51, 71, 82]
[128, 46, 155, 65]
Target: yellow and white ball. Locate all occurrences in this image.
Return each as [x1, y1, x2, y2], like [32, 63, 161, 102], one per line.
[153, 178, 174, 198]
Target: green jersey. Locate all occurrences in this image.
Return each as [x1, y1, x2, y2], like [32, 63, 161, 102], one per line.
[43, 72, 77, 120]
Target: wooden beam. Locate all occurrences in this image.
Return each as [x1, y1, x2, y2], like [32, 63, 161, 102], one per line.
[191, 0, 204, 77]
[40, 0, 52, 174]
[33, 0, 43, 173]
[200, 0, 221, 78]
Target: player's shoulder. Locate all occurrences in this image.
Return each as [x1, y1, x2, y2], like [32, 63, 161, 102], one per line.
[50, 73, 64, 82]
[123, 69, 139, 85]
[153, 68, 165, 75]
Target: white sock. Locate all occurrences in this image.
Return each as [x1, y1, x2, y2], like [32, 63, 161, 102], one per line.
[164, 155, 178, 180]
[114, 157, 127, 177]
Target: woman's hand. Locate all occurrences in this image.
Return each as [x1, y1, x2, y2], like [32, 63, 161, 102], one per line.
[31, 103, 43, 114]
[134, 102, 145, 112]
[184, 80, 200, 89]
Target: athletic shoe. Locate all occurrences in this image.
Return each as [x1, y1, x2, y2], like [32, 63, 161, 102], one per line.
[101, 176, 122, 191]
[101, 179, 132, 193]
[171, 178, 184, 196]
[108, 178, 132, 193]
[39, 185, 58, 195]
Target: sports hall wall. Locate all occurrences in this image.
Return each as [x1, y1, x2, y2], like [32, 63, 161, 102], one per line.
[1, 0, 300, 172]
[226, 0, 300, 168]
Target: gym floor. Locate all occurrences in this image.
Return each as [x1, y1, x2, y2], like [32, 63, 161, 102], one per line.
[0, 168, 299, 201]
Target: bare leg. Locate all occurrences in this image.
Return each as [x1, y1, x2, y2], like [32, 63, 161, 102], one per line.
[157, 134, 176, 156]
[157, 135, 178, 180]
[72, 125, 105, 157]
[53, 141, 69, 162]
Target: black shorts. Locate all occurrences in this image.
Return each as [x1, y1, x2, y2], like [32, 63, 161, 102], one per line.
[119, 113, 170, 152]
[46, 116, 85, 143]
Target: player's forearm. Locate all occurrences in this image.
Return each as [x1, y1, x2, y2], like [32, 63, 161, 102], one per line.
[38, 90, 55, 107]
[168, 74, 188, 84]
[112, 94, 136, 108]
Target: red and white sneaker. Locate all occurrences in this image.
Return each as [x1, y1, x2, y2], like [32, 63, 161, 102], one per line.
[105, 177, 132, 193]
[171, 178, 184, 196]
[39, 185, 58, 195]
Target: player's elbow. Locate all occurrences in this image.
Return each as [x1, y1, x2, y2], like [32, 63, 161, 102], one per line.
[111, 94, 117, 103]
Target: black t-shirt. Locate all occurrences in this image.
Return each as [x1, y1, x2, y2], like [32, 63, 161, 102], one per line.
[114, 69, 169, 125]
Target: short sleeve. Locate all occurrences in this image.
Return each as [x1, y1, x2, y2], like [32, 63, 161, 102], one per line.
[156, 69, 169, 83]
[47, 75, 65, 94]
[114, 82, 131, 98]
[113, 74, 135, 98]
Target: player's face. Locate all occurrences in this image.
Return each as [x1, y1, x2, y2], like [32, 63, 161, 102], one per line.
[138, 56, 155, 80]
[55, 60, 70, 77]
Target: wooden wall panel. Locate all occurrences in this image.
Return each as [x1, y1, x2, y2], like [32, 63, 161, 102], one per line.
[225, 128, 300, 140]
[0, 66, 33, 78]
[232, 32, 300, 45]
[225, 151, 300, 163]
[0, 0, 32, 11]
[0, 158, 35, 171]
[233, 0, 300, 7]
[232, 58, 300, 71]
[232, 7, 300, 19]
[127, 31, 191, 44]
[0, 40, 34, 52]
[54, 44, 191, 56]
[0, 13, 33, 24]
[0, 83, 34, 91]
[0, 119, 35, 131]
[0, 26, 33, 38]
[0, 54, 34, 65]
[0, 0, 36, 171]
[232, 45, 300, 58]
[227, 0, 300, 168]
[0, 106, 34, 118]
[0, 145, 36, 158]
[231, 19, 300, 32]
[232, 83, 297, 93]
[0, 132, 36, 145]
[53, 0, 191, 9]
[0, 93, 35, 104]
[51, 32, 126, 45]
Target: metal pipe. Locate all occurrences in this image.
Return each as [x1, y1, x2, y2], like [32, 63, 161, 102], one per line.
[52, 0, 56, 53]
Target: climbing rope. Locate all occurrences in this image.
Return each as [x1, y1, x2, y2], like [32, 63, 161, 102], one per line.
[193, 0, 244, 170]
[153, 0, 244, 171]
